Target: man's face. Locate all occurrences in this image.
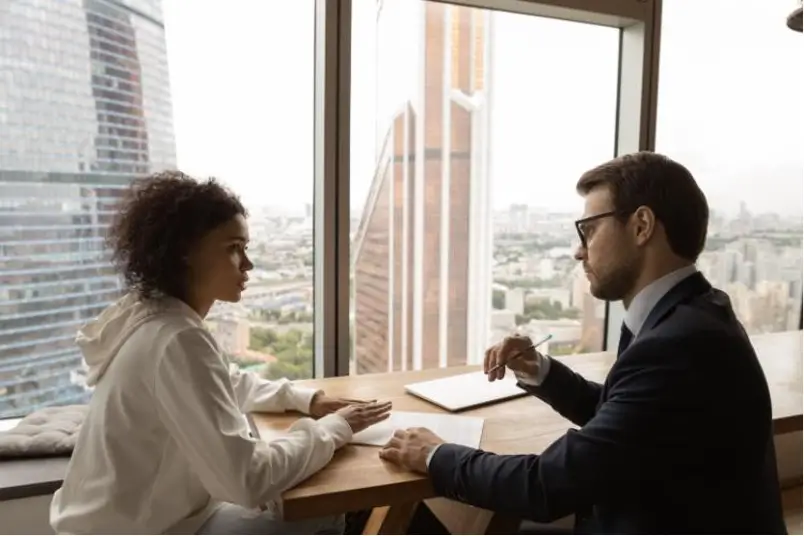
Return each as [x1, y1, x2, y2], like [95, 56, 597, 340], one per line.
[574, 187, 642, 302]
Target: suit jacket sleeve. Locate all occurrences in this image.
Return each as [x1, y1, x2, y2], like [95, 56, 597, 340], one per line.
[518, 357, 603, 427]
[429, 338, 705, 523]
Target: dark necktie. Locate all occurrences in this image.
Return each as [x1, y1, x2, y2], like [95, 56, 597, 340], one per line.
[617, 323, 634, 356]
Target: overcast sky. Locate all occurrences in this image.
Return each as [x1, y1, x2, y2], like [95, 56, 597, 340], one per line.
[162, 0, 802, 218]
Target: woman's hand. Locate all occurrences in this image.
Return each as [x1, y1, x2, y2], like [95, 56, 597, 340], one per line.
[308, 392, 376, 418]
[336, 401, 393, 433]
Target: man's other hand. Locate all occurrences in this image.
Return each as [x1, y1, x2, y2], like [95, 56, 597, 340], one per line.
[379, 427, 445, 474]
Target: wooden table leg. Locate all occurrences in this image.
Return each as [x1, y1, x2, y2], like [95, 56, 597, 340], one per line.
[362, 502, 420, 535]
[485, 512, 524, 535]
[425, 497, 521, 534]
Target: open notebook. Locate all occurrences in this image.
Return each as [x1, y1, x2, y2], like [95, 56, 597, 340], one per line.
[404, 370, 528, 412]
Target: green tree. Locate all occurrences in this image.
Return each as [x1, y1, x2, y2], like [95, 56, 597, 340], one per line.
[495, 276, 564, 289]
[523, 299, 562, 320]
[284, 329, 302, 345]
[250, 327, 278, 351]
[301, 331, 314, 348]
[550, 344, 576, 356]
[520, 300, 582, 322]
[492, 289, 505, 310]
[262, 328, 313, 381]
[264, 358, 311, 381]
[259, 309, 281, 322]
[231, 355, 264, 368]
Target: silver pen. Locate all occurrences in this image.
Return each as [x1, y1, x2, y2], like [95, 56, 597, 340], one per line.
[487, 333, 553, 374]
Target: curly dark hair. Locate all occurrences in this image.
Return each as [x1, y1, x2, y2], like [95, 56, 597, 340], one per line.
[107, 170, 247, 299]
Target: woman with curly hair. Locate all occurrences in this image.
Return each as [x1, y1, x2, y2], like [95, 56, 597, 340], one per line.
[49, 171, 391, 534]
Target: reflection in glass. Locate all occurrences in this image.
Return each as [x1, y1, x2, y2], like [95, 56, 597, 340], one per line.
[350, 1, 619, 374]
[0, 0, 176, 418]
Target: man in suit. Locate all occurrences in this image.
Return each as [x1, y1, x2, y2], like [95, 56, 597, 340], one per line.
[379, 152, 787, 534]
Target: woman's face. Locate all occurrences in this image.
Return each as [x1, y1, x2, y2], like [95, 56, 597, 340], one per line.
[185, 214, 254, 306]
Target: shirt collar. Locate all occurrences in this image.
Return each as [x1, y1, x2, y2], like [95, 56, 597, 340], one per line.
[624, 264, 698, 337]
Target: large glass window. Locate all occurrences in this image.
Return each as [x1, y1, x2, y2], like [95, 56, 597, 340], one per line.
[163, 1, 315, 382]
[0, 0, 315, 419]
[350, 0, 620, 374]
[656, 0, 802, 335]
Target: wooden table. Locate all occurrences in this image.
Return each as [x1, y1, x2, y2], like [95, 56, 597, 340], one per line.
[0, 331, 799, 532]
[255, 330, 803, 534]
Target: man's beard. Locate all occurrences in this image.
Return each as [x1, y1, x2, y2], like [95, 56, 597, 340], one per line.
[588, 258, 641, 302]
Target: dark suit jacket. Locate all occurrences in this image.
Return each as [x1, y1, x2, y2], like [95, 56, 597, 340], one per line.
[428, 273, 786, 534]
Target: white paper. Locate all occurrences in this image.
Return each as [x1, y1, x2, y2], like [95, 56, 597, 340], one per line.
[351, 411, 484, 448]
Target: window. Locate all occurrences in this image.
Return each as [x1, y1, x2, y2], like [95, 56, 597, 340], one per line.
[349, 0, 622, 374]
[163, 1, 316, 382]
[655, 0, 803, 335]
[0, 0, 316, 419]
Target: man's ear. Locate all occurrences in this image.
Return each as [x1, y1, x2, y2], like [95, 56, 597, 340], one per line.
[632, 205, 656, 246]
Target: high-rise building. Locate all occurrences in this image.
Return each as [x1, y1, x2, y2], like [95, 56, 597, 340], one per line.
[0, 0, 176, 418]
[352, 3, 492, 373]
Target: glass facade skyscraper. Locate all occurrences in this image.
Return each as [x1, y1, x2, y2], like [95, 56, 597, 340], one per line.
[0, 0, 176, 418]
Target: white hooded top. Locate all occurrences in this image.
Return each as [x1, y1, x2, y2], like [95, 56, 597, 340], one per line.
[50, 293, 352, 534]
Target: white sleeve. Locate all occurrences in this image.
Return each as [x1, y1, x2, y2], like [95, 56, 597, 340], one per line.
[154, 327, 352, 509]
[514, 353, 552, 386]
[228, 364, 320, 414]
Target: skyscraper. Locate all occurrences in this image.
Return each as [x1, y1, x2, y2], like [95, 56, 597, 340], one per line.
[0, 0, 176, 418]
[352, 2, 492, 373]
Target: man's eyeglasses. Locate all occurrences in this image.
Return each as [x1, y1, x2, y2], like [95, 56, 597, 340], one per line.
[574, 210, 631, 249]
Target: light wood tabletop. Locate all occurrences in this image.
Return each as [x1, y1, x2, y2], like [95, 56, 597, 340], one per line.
[254, 330, 803, 532]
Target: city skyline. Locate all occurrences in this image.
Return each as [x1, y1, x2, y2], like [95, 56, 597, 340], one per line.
[1, 0, 800, 416]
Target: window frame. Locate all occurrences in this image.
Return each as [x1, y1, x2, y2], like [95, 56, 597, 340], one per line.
[314, 0, 353, 377]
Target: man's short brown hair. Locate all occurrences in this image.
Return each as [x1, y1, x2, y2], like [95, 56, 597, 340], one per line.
[576, 151, 709, 261]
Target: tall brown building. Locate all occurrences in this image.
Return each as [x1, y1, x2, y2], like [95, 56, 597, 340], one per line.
[352, 3, 492, 374]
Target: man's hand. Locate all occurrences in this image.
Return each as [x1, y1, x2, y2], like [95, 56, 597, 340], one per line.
[483, 334, 541, 381]
[379, 427, 446, 474]
[308, 392, 375, 418]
